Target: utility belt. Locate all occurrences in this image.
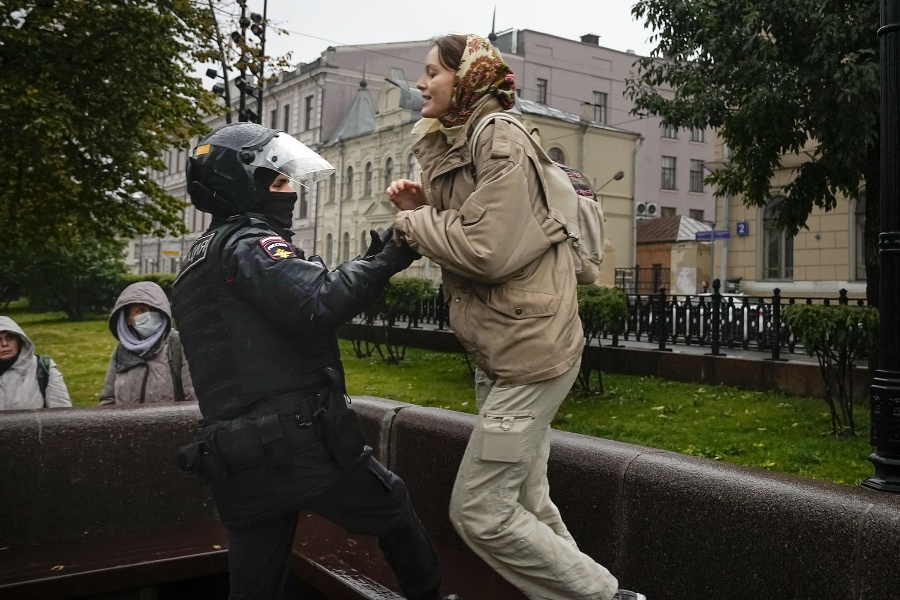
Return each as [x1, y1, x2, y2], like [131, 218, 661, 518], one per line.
[176, 367, 370, 484]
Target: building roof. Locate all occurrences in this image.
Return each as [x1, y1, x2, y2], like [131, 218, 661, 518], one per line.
[327, 80, 376, 144]
[515, 98, 636, 136]
[637, 215, 712, 244]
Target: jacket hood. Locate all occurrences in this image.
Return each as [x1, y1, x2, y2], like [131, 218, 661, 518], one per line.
[0, 316, 35, 367]
[108, 282, 173, 340]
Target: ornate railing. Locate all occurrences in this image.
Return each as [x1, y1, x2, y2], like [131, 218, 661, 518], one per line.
[363, 280, 868, 359]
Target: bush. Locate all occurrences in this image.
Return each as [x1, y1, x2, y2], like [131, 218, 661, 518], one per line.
[784, 303, 878, 436]
[576, 285, 629, 393]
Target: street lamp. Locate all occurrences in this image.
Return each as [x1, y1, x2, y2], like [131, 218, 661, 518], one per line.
[205, 68, 232, 124]
[597, 170, 625, 192]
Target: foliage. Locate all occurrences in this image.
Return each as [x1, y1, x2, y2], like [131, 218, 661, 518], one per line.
[0, 1, 221, 252]
[576, 285, 629, 393]
[23, 228, 128, 321]
[377, 277, 434, 364]
[627, 0, 881, 299]
[783, 304, 878, 437]
[0, 237, 26, 309]
[346, 277, 434, 363]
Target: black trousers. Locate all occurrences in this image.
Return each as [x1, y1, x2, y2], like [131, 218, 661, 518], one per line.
[225, 457, 443, 600]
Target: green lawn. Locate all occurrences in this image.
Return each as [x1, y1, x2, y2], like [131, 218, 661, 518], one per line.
[4, 304, 874, 487]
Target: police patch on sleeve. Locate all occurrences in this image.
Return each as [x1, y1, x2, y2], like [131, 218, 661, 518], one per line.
[259, 236, 296, 260]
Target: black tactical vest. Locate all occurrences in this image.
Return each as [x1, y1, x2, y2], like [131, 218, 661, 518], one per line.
[172, 217, 339, 421]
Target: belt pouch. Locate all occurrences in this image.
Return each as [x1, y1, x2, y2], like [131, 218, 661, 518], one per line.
[258, 411, 290, 467]
[316, 367, 369, 468]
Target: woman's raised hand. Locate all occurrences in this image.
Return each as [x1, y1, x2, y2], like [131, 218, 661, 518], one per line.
[386, 179, 426, 211]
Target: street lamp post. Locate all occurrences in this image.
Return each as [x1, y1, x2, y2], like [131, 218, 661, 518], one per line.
[862, 0, 900, 493]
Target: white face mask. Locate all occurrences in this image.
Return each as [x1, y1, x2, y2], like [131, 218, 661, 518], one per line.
[132, 311, 165, 339]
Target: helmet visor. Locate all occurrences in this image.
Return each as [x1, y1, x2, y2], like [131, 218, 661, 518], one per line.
[248, 133, 335, 187]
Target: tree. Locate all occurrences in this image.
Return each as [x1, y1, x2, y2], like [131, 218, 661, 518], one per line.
[0, 1, 222, 250]
[627, 0, 880, 302]
[24, 227, 129, 321]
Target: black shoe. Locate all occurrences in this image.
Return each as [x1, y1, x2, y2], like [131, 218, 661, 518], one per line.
[612, 591, 646, 600]
[444, 595, 463, 600]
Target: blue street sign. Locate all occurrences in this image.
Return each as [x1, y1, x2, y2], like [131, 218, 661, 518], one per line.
[695, 230, 731, 241]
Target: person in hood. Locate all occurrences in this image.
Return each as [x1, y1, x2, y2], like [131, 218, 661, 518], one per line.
[100, 281, 196, 405]
[0, 316, 71, 409]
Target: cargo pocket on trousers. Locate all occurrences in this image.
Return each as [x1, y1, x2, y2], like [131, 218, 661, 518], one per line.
[480, 411, 535, 463]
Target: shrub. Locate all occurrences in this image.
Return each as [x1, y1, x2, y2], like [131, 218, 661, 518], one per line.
[576, 285, 628, 393]
[783, 303, 878, 436]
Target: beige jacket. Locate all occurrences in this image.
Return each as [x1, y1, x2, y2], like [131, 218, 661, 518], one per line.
[393, 100, 583, 386]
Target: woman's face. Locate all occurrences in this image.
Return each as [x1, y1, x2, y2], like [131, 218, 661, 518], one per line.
[0, 331, 19, 361]
[417, 45, 455, 119]
[126, 303, 152, 327]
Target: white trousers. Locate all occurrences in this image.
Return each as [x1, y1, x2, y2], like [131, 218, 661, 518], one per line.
[449, 363, 619, 600]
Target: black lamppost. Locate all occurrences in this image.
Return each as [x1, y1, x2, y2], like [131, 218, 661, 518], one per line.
[862, 0, 900, 493]
[231, 0, 262, 123]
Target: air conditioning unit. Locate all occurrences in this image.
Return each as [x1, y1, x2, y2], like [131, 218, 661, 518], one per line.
[636, 202, 660, 218]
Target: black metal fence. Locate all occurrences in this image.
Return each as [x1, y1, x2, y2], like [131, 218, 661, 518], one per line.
[366, 281, 869, 360]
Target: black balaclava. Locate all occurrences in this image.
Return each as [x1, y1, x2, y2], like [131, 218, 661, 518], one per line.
[254, 167, 298, 230]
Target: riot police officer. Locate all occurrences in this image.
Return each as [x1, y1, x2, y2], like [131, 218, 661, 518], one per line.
[172, 122, 449, 600]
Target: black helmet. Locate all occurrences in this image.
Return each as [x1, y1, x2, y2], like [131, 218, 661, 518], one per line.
[186, 122, 334, 215]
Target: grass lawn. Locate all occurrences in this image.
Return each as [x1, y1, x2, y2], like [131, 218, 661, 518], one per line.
[4, 305, 874, 487]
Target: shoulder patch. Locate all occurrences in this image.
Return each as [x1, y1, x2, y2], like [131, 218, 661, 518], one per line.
[175, 231, 217, 284]
[260, 236, 296, 260]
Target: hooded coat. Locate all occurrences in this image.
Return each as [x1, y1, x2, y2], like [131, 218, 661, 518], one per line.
[0, 316, 71, 409]
[100, 282, 196, 405]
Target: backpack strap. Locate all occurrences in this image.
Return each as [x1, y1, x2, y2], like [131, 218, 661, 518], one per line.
[36, 355, 51, 406]
[167, 330, 185, 402]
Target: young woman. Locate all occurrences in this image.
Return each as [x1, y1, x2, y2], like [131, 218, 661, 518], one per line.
[387, 34, 644, 600]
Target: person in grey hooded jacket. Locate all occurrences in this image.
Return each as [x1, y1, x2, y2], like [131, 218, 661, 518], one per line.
[100, 281, 196, 405]
[0, 316, 71, 409]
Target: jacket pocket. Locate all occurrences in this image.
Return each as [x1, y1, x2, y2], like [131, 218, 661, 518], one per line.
[480, 411, 535, 463]
[485, 286, 560, 319]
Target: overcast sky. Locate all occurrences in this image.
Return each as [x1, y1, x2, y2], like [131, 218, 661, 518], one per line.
[223, 0, 657, 68]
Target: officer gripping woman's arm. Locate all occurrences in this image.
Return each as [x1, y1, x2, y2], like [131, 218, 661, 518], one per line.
[171, 123, 457, 600]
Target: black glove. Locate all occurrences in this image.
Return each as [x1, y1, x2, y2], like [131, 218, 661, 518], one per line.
[378, 237, 420, 273]
[361, 228, 390, 259]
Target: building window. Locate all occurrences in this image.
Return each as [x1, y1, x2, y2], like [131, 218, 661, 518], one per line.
[689, 159, 705, 193]
[364, 162, 373, 197]
[662, 123, 677, 139]
[854, 195, 866, 281]
[299, 186, 308, 219]
[548, 147, 566, 163]
[345, 166, 353, 199]
[691, 127, 705, 143]
[325, 233, 333, 265]
[283, 104, 290, 132]
[383, 157, 394, 188]
[763, 197, 794, 280]
[660, 206, 677, 217]
[328, 172, 336, 203]
[342, 232, 350, 263]
[536, 78, 548, 104]
[689, 209, 705, 221]
[270, 109, 277, 129]
[661, 156, 677, 190]
[592, 91, 607, 124]
[360, 231, 368, 256]
[407, 153, 417, 179]
[304, 95, 314, 131]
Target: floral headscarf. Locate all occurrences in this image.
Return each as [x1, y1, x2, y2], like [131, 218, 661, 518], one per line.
[440, 34, 516, 128]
